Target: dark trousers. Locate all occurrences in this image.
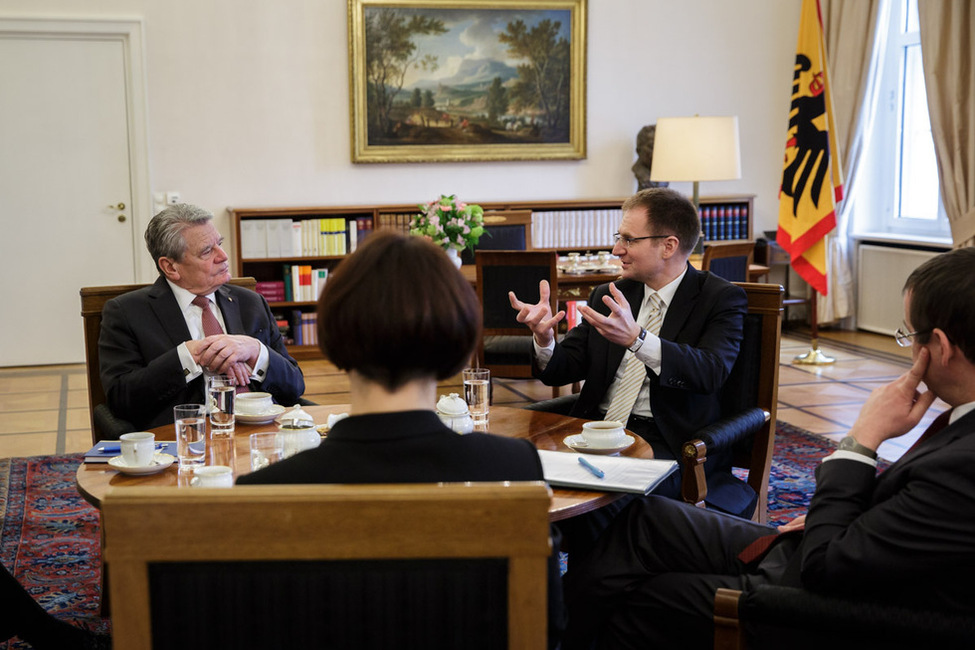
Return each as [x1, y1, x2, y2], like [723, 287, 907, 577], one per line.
[562, 496, 792, 650]
[556, 415, 681, 563]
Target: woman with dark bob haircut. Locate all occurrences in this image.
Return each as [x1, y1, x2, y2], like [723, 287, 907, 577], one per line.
[239, 230, 545, 483]
[239, 231, 564, 644]
[317, 229, 481, 392]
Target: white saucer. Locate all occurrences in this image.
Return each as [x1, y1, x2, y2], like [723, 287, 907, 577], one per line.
[563, 433, 635, 455]
[235, 404, 286, 424]
[108, 453, 176, 475]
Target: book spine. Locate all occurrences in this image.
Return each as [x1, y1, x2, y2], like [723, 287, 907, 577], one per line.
[282, 264, 293, 302]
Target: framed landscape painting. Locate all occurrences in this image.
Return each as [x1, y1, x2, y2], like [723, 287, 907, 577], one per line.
[348, 0, 587, 163]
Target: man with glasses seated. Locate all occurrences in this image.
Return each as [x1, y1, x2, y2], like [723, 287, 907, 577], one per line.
[509, 188, 747, 550]
[560, 244, 975, 650]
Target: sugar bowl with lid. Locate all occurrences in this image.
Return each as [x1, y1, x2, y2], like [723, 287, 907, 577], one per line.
[436, 393, 474, 434]
[275, 404, 322, 457]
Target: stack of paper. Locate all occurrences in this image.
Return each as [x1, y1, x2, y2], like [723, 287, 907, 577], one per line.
[537, 450, 677, 495]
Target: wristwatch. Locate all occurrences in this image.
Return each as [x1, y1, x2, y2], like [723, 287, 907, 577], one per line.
[628, 327, 648, 353]
[837, 435, 878, 460]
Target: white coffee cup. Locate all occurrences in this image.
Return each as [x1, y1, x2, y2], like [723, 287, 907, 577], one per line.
[236, 392, 273, 415]
[581, 420, 627, 448]
[191, 465, 234, 488]
[120, 432, 155, 467]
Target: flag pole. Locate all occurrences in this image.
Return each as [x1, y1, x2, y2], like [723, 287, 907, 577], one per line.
[793, 287, 835, 364]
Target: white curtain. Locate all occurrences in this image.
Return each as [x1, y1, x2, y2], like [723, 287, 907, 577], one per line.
[918, 1, 975, 248]
[816, 0, 888, 325]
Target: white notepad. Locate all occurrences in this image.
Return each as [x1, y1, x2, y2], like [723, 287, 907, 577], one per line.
[537, 450, 678, 495]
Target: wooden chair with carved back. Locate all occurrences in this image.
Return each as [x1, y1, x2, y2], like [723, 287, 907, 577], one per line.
[79, 277, 257, 443]
[475, 250, 563, 399]
[102, 482, 553, 650]
[702, 242, 756, 283]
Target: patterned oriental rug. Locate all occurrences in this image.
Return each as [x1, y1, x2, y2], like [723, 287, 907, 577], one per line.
[0, 422, 853, 648]
[763, 421, 839, 525]
[0, 455, 109, 649]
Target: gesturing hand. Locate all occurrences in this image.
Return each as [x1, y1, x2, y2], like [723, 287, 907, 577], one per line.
[577, 283, 641, 347]
[508, 280, 565, 348]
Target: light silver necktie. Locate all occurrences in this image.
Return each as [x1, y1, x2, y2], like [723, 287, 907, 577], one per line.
[603, 292, 663, 424]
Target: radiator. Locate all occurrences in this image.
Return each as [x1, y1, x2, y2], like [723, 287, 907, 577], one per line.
[856, 243, 939, 335]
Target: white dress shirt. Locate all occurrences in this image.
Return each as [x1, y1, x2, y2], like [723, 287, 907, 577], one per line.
[535, 267, 687, 418]
[166, 279, 269, 384]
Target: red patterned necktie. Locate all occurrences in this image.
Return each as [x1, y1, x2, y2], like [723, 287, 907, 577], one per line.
[192, 295, 250, 393]
[737, 531, 787, 565]
[191, 295, 224, 336]
[906, 408, 953, 453]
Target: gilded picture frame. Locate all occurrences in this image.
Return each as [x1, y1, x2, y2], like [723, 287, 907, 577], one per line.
[348, 0, 587, 163]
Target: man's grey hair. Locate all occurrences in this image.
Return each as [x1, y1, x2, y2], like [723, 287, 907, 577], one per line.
[145, 204, 214, 274]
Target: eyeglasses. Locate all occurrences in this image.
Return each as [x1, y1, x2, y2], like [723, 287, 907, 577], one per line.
[893, 325, 929, 347]
[612, 233, 672, 248]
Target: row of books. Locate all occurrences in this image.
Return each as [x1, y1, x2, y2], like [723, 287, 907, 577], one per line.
[255, 265, 329, 303]
[240, 217, 375, 259]
[376, 213, 413, 235]
[531, 210, 617, 250]
[701, 203, 750, 241]
[241, 204, 750, 261]
[274, 310, 318, 346]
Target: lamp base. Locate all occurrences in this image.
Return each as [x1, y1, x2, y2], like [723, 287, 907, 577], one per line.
[793, 339, 835, 365]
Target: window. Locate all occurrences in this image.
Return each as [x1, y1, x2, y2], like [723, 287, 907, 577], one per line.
[853, 0, 949, 241]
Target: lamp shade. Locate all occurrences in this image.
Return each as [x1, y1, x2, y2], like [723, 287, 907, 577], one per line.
[649, 116, 741, 182]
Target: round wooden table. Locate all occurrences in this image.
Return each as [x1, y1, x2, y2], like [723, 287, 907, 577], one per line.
[75, 404, 652, 521]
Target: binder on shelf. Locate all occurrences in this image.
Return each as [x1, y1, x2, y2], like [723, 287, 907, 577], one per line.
[565, 300, 587, 330]
[241, 219, 267, 259]
[290, 309, 303, 345]
[290, 221, 301, 256]
[312, 268, 329, 299]
[255, 281, 285, 303]
[265, 219, 282, 258]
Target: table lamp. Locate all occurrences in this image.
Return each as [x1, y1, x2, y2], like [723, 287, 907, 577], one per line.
[649, 116, 742, 252]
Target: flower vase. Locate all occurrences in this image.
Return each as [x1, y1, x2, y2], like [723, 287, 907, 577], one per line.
[445, 246, 463, 269]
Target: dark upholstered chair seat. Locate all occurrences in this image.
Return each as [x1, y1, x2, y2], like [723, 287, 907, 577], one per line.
[483, 334, 534, 367]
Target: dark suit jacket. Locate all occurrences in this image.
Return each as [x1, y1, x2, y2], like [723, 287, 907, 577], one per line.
[535, 265, 746, 458]
[788, 409, 975, 612]
[237, 410, 544, 485]
[99, 276, 304, 430]
[239, 410, 566, 644]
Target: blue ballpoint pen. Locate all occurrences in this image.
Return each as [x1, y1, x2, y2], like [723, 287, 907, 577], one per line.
[578, 456, 605, 479]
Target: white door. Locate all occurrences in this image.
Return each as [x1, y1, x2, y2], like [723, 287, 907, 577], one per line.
[0, 26, 142, 366]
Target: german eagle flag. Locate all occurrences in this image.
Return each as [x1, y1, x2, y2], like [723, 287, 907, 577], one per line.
[777, 0, 844, 296]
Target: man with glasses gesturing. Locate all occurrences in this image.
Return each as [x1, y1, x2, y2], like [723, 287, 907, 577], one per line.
[509, 188, 748, 528]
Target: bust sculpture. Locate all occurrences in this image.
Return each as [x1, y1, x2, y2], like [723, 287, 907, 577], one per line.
[632, 124, 669, 190]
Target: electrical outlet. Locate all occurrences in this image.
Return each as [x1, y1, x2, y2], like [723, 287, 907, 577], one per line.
[166, 191, 181, 205]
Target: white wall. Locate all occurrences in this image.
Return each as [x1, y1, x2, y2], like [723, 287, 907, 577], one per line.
[1, 0, 801, 269]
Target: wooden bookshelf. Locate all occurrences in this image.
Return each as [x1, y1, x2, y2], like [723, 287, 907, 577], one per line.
[229, 194, 755, 356]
